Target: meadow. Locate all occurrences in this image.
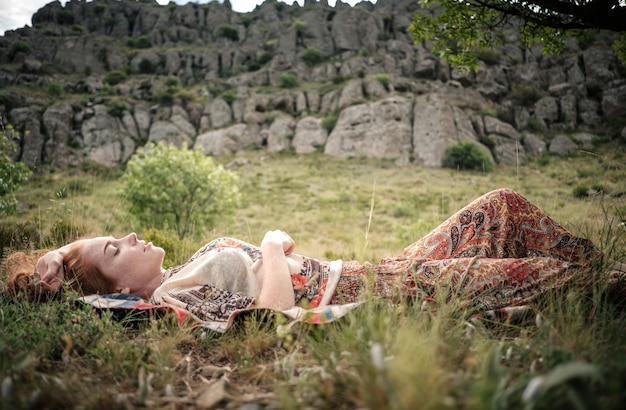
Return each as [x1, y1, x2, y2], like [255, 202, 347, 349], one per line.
[1, 146, 626, 409]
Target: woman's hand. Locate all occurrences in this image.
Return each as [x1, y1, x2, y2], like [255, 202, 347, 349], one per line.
[34, 251, 65, 293]
[261, 230, 295, 255]
[258, 230, 296, 310]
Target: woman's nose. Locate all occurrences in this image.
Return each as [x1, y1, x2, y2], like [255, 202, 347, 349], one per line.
[126, 232, 137, 244]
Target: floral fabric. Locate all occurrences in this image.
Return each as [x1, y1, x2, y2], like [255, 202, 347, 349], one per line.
[337, 188, 601, 313]
[162, 237, 336, 323]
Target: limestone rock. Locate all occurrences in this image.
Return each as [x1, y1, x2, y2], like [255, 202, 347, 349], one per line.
[292, 116, 327, 154]
[549, 134, 578, 154]
[267, 114, 296, 153]
[326, 96, 412, 160]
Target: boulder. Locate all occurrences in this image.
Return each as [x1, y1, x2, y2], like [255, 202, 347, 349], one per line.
[326, 96, 412, 160]
[148, 120, 193, 148]
[549, 134, 578, 154]
[194, 123, 262, 156]
[412, 92, 484, 167]
[523, 133, 547, 158]
[483, 116, 520, 140]
[81, 105, 135, 167]
[292, 116, 327, 154]
[9, 106, 44, 167]
[267, 114, 296, 153]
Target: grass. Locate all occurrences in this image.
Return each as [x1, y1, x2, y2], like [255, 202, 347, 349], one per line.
[2, 145, 626, 408]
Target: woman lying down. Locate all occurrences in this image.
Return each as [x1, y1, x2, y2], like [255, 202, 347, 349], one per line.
[6, 188, 626, 328]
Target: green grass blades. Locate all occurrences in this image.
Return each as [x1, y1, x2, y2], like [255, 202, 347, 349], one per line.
[2, 146, 626, 408]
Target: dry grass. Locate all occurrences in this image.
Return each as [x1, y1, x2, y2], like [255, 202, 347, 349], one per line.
[2, 146, 626, 409]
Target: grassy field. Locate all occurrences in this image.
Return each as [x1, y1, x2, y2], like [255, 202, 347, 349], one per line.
[1, 146, 626, 409]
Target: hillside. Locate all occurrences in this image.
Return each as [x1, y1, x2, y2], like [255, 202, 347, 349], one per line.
[0, 0, 625, 171]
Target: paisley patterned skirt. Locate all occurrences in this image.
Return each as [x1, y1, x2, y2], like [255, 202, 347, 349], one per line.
[332, 188, 603, 313]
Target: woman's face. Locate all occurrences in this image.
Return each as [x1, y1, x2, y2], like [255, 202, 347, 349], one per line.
[80, 233, 165, 292]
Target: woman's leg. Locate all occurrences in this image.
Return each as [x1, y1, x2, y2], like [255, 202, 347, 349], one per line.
[397, 188, 600, 265]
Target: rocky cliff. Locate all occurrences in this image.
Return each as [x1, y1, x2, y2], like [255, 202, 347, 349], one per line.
[1, 0, 625, 170]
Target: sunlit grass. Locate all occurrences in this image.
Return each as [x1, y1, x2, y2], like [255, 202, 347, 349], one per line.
[2, 145, 626, 408]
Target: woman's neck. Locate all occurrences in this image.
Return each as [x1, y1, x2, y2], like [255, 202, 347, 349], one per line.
[134, 269, 165, 300]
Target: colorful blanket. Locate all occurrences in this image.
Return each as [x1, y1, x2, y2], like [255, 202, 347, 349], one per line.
[77, 294, 363, 333]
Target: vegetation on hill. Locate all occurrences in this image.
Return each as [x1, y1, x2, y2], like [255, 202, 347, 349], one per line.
[1, 146, 626, 408]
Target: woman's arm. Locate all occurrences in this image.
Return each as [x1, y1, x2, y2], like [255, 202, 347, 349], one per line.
[257, 230, 296, 310]
[34, 243, 73, 293]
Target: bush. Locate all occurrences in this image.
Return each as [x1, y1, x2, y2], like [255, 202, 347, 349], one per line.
[321, 114, 338, 133]
[217, 24, 239, 41]
[301, 48, 326, 67]
[57, 10, 75, 25]
[0, 125, 32, 215]
[138, 58, 156, 74]
[510, 85, 545, 107]
[279, 74, 299, 89]
[374, 73, 390, 91]
[127, 35, 151, 49]
[70, 25, 85, 35]
[476, 48, 501, 65]
[107, 99, 128, 117]
[7, 40, 31, 60]
[220, 89, 237, 105]
[256, 51, 273, 65]
[104, 70, 127, 86]
[293, 19, 308, 36]
[573, 184, 590, 198]
[47, 83, 65, 97]
[164, 76, 181, 88]
[120, 142, 240, 239]
[442, 141, 493, 172]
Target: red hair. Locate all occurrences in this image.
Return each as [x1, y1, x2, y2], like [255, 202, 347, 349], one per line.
[5, 241, 116, 301]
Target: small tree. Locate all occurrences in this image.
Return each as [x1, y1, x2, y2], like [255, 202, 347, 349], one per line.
[442, 141, 494, 172]
[0, 122, 32, 215]
[120, 142, 240, 239]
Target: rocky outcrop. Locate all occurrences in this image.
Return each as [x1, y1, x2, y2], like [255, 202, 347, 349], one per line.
[0, 0, 625, 170]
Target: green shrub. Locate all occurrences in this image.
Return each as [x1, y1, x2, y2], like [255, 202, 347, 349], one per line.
[107, 99, 128, 117]
[47, 83, 65, 97]
[221, 89, 237, 105]
[94, 3, 107, 15]
[138, 58, 156, 74]
[7, 40, 32, 60]
[70, 25, 85, 35]
[442, 141, 493, 172]
[279, 74, 298, 89]
[301, 48, 326, 67]
[0, 125, 32, 215]
[374, 73, 390, 91]
[293, 19, 308, 36]
[476, 48, 501, 65]
[256, 51, 273, 65]
[57, 9, 75, 25]
[164, 76, 181, 88]
[127, 35, 151, 49]
[98, 85, 117, 96]
[573, 184, 590, 198]
[120, 142, 240, 239]
[527, 116, 544, 131]
[321, 114, 338, 133]
[104, 70, 127, 86]
[217, 24, 239, 41]
[510, 85, 545, 107]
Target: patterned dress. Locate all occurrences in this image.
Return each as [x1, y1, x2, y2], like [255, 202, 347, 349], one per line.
[333, 188, 602, 318]
[159, 188, 604, 324]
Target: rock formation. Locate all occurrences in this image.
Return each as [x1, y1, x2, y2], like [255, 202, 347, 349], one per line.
[0, 0, 624, 170]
